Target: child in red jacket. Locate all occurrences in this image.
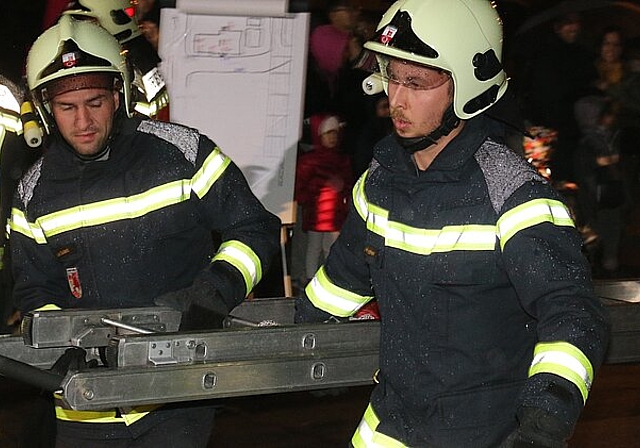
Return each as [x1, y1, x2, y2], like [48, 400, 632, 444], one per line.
[295, 114, 354, 281]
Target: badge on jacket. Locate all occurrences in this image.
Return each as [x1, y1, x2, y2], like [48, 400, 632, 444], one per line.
[66, 267, 83, 299]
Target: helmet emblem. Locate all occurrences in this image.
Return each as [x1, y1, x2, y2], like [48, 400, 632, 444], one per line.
[380, 25, 398, 45]
[62, 51, 80, 68]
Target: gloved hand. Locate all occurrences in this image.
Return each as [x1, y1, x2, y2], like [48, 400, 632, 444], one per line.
[50, 347, 98, 377]
[499, 407, 570, 448]
[294, 295, 339, 324]
[154, 270, 230, 331]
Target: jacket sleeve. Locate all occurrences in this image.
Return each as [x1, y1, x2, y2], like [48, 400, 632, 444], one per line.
[10, 193, 69, 313]
[498, 180, 610, 435]
[304, 172, 375, 316]
[192, 136, 281, 311]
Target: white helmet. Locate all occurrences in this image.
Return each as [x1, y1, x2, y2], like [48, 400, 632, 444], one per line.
[364, 0, 508, 120]
[63, 0, 141, 44]
[26, 15, 133, 132]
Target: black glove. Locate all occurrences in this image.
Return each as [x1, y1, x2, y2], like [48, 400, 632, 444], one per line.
[500, 407, 570, 448]
[294, 295, 339, 324]
[50, 347, 99, 377]
[154, 271, 230, 331]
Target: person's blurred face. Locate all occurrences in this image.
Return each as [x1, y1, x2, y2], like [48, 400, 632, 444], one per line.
[50, 87, 119, 157]
[601, 31, 623, 63]
[555, 21, 581, 43]
[320, 129, 339, 148]
[386, 59, 453, 139]
[330, 6, 354, 32]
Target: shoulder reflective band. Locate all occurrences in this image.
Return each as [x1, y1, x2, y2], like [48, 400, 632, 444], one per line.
[305, 266, 373, 317]
[529, 341, 594, 404]
[497, 198, 574, 249]
[212, 240, 262, 296]
[353, 169, 496, 255]
[9, 149, 230, 243]
[352, 403, 409, 448]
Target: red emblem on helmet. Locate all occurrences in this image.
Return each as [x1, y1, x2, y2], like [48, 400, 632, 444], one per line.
[61, 51, 79, 68]
[66, 267, 83, 299]
[380, 25, 397, 45]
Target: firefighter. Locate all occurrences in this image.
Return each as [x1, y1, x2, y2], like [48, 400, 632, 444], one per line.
[0, 75, 42, 333]
[11, 15, 280, 447]
[295, 1, 610, 447]
[62, 0, 171, 120]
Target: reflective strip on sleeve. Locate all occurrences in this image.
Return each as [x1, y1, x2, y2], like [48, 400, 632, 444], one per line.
[497, 198, 575, 249]
[352, 403, 409, 448]
[9, 208, 47, 243]
[529, 341, 594, 404]
[305, 266, 372, 317]
[212, 240, 262, 295]
[353, 172, 369, 221]
[190, 148, 231, 199]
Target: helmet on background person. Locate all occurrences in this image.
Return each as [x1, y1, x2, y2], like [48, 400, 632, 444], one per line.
[63, 0, 141, 45]
[26, 14, 133, 133]
[62, 0, 168, 118]
[362, 0, 509, 121]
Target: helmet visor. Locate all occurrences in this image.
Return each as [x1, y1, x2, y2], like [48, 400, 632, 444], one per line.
[379, 56, 450, 91]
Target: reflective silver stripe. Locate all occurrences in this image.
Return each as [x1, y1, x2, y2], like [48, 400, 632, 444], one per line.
[305, 266, 372, 317]
[529, 341, 594, 404]
[497, 198, 574, 249]
[212, 240, 262, 295]
[353, 173, 496, 255]
[352, 403, 408, 448]
[9, 150, 230, 242]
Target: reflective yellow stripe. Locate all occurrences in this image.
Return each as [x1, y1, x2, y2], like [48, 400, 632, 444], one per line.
[55, 403, 159, 425]
[212, 240, 262, 295]
[9, 208, 47, 243]
[352, 403, 408, 448]
[191, 148, 231, 199]
[34, 304, 62, 311]
[9, 149, 230, 243]
[386, 222, 496, 254]
[305, 266, 372, 317]
[353, 173, 369, 220]
[55, 406, 120, 423]
[529, 341, 594, 404]
[353, 171, 496, 255]
[497, 198, 574, 249]
[134, 91, 170, 118]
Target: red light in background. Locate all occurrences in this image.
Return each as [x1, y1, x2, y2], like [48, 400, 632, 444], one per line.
[124, 7, 136, 18]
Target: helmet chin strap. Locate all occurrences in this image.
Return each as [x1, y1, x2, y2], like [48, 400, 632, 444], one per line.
[394, 105, 460, 154]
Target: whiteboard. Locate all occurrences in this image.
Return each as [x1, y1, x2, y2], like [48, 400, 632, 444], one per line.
[158, 6, 309, 224]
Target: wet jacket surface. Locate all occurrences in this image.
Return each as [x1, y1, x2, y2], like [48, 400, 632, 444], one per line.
[306, 116, 609, 447]
[10, 115, 281, 314]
